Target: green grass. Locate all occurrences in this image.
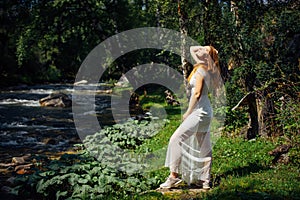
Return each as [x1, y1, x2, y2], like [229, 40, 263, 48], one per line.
[12, 86, 299, 200]
[134, 86, 300, 200]
[138, 134, 300, 199]
[133, 101, 300, 200]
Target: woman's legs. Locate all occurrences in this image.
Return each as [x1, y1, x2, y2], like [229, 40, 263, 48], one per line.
[196, 131, 212, 184]
[165, 128, 195, 177]
[162, 130, 212, 188]
[160, 128, 188, 188]
[162, 110, 212, 188]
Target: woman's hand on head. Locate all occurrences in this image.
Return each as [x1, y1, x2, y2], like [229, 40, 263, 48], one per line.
[190, 46, 209, 64]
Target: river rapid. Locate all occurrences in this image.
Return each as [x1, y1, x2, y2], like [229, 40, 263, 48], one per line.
[0, 84, 113, 163]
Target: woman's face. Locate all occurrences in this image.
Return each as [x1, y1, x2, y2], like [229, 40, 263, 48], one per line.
[197, 46, 211, 61]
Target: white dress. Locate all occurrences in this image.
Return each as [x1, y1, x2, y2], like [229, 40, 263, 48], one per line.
[165, 68, 213, 185]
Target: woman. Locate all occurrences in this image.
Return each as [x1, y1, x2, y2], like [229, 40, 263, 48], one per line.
[160, 45, 220, 189]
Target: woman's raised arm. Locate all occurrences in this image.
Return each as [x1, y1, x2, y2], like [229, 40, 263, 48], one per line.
[190, 46, 203, 63]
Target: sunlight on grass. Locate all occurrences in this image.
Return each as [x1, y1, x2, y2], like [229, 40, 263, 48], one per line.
[135, 88, 300, 200]
[138, 120, 300, 200]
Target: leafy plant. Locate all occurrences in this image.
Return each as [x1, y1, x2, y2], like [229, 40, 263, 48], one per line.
[13, 116, 167, 199]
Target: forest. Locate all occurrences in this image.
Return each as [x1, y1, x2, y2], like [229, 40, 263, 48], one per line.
[0, 0, 299, 199]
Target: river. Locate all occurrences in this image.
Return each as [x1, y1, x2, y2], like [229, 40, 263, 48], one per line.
[0, 84, 114, 164]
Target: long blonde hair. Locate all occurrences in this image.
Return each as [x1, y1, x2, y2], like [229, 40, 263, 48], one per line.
[187, 63, 205, 83]
[208, 45, 221, 90]
[208, 45, 220, 73]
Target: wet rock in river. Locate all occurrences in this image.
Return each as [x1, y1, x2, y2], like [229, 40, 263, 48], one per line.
[0, 163, 16, 168]
[14, 164, 33, 172]
[0, 168, 12, 174]
[43, 138, 58, 145]
[3, 156, 33, 175]
[74, 80, 88, 85]
[12, 154, 31, 165]
[68, 137, 81, 144]
[39, 92, 72, 107]
[11, 157, 25, 165]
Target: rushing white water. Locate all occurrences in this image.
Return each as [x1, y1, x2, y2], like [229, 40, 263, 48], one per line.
[0, 99, 40, 107]
[0, 84, 113, 155]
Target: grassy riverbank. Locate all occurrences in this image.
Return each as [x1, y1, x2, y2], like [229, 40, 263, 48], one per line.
[8, 87, 300, 199]
[134, 88, 300, 199]
[138, 136, 300, 200]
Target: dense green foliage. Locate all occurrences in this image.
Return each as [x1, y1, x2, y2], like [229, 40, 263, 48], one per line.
[1, 0, 155, 84]
[12, 111, 300, 199]
[13, 116, 167, 199]
[2, 1, 299, 136]
[2, 0, 299, 199]
[2, 3, 299, 108]
[2, 1, 299, 84]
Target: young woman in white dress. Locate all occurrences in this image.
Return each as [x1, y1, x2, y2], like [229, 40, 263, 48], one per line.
[160, 45, 220, 189]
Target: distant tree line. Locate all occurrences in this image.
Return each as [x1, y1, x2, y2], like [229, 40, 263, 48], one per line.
[1, 0, 299, 139]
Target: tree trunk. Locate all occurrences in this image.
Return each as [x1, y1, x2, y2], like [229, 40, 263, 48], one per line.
[230, 1, 259, 139]
[245, 70, 259, 139]
[257, 88, 277, 137]
[246, 93, 259, 139]
[178, 0, 192, 99]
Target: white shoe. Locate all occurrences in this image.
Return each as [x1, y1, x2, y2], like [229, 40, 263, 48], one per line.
[160, 176, 182, 189]
[195, 180, 210, 189]
[202, 180, 210, 189]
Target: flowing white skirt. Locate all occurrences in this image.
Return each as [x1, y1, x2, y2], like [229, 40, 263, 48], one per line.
[165, 98, 212, 185]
